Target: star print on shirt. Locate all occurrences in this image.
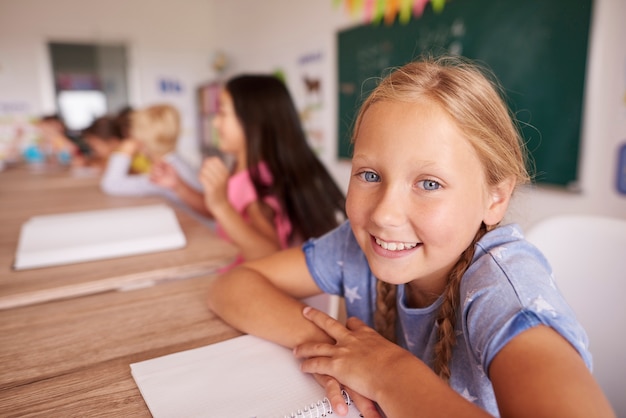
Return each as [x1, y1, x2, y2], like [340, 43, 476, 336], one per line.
[530, 295, 558, 317]
[344, 286, 362, 304]
[461, 387, 478, 403]
[478, 365, 486, 378]
[465, 288, 479, 305]
[489, 246, 508, 260]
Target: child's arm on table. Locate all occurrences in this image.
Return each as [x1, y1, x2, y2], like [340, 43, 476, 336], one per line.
[296, 308, 615, 418]
[149, 160, 210, 216]
[206, 249, 380, 417]
[207, 248, 327, 346]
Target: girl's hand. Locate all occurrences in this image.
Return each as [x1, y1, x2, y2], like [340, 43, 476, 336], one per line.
[294, 307, 408, 417]
[149, 160, 178, 189]
[199, 156, 230, 213]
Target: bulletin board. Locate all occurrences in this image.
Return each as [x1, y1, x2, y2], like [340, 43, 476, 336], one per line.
[337, 0, 593, 187]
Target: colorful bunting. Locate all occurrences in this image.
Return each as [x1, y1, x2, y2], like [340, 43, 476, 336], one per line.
[334, 0, 447, 24]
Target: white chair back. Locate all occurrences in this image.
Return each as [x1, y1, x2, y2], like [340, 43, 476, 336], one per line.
[525, 214, 626, 416]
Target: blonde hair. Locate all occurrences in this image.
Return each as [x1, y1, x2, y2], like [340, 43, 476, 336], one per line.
[130, 104, 180, 157]
[354, 55, 531, 382]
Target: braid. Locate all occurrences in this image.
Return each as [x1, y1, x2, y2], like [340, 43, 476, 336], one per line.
[374, 280, 398, 342]
[433, 224, 489, 382]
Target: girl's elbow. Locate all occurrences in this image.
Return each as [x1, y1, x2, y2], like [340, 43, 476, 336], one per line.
[205, 268, 242, 313]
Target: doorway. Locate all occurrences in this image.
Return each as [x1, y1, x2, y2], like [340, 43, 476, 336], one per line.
[48, 42, 129, 137]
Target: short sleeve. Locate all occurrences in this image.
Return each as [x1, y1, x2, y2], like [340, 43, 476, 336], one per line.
[461, 235, 592, 372]
[302, 221, 354, 295]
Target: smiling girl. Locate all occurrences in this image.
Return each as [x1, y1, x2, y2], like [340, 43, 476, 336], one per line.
[206, 57, 614, 417]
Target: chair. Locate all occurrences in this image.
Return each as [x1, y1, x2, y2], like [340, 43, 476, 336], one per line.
[525, 214, 626, 416]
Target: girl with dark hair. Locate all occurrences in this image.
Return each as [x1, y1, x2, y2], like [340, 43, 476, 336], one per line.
[152, 74, 346, 265]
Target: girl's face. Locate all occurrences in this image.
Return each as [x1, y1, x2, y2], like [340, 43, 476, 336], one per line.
[346, 99, 507, 302]
[213, 90, 246, 163]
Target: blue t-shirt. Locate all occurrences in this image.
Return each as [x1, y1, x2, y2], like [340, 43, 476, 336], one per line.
[302, 220, 591, 416]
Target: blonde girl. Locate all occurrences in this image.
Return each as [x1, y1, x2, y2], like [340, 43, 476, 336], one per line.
[100, 104, 201, 199]
[205, 57, 614, 417]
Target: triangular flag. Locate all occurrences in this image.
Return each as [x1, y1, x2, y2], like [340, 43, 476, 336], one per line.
[431, 0, 446, 14]
[413, 0, 430, 17]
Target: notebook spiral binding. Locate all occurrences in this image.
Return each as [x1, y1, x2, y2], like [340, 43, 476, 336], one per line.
[281, 390, 354, 418]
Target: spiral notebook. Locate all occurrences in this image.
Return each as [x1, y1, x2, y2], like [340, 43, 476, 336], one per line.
[130, 334, 362, 418]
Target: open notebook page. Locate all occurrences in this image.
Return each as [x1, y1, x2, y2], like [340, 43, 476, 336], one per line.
[130, 334, 362, 418]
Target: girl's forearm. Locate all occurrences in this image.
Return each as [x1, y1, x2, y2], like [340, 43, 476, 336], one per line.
[375, 357, 490, 418]
[174, 182, 212, 217]
[206, 266, 333, 348]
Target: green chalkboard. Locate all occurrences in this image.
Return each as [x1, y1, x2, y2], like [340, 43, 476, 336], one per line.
[337, 0, 593, 187]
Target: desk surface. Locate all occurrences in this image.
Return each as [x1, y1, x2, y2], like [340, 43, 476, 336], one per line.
[0, 165, 239, 309]
[0, 164, 242, 415]
[0, 275, 242, 415]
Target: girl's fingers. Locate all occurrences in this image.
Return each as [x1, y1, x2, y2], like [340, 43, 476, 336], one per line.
[293, 341, 335, 359]
[315, 375, 349, 416]
[301, 306, 350, 341]
[347, 389, 383, 418]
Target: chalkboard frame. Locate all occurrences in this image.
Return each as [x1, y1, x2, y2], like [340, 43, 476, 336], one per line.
[337, 0, 593, 188]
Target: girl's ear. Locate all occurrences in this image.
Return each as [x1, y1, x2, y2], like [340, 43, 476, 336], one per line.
[483, 176, 516, 226]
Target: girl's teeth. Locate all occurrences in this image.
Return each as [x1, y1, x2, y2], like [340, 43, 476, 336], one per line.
[375, 237, 417, 251]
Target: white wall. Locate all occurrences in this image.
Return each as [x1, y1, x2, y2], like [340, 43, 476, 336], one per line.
[210, 0, 626, 230]
[0, 0, 220, 166]
[1, 0, 624, 228]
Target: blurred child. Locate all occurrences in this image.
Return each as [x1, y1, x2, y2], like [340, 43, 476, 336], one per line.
[205, 57, 615, 417]
[77, 115, 123, 170]
[151, 74, 346, 264]
[34, 114, 78, 165]
[100, 104, 202, 200]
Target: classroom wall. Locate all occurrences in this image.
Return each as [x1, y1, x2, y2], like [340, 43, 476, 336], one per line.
[0, 0, 624, 229]
[0, 0, 220, 167]
[209, 0, 626, 230]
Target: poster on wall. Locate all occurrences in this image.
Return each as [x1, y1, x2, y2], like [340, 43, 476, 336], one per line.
[296, 51, 325, 155]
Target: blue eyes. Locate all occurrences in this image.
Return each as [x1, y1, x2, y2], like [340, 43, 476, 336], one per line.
[421, 180, 440, 191]
[358, 171, 441, 190]
[362, 171, 380, 182]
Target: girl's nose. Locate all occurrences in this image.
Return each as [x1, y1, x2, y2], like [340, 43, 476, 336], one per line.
[369, 185, 407, 227]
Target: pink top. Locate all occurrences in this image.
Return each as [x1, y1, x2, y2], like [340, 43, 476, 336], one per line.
[217, 162, 293, 268]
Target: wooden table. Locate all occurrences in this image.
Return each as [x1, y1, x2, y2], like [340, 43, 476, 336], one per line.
[0, 164, 243, 415]
[0, 164, 239, 309]
[0, 275, 242, 416]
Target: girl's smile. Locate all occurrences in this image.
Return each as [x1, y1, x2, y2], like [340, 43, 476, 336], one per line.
[373, 236, 419, 251]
